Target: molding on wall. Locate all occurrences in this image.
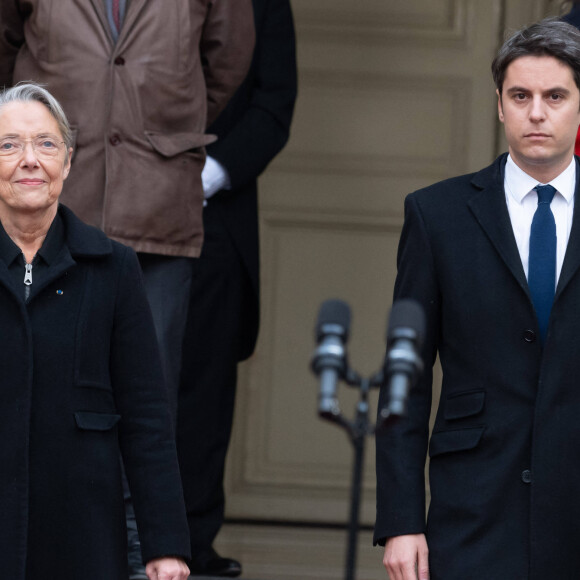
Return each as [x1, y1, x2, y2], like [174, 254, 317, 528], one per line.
[294, 0, 473, 48]
[224, 215, 401, 524]
[280, 69, 472, 180]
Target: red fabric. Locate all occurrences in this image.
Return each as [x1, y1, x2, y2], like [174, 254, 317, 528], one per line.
[112, 0, 120, 31]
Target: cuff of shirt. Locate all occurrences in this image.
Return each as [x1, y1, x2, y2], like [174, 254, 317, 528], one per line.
[202, 155, 231, 200]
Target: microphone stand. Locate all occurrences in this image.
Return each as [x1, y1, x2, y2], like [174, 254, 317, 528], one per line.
[313, 298, 424, 580]
[321, 370, 385, 580]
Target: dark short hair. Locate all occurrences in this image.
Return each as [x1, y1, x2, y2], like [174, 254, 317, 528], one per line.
[492, 18, 580, 94]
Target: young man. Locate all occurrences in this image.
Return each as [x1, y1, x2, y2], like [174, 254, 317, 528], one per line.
[375, 19, 580, 580]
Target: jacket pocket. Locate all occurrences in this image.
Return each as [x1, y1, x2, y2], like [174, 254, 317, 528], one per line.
[145, 131, 216, 157]
[429, 426, 485, 457]
[74, 411, 121, 431]
[444, 390, 485, 420]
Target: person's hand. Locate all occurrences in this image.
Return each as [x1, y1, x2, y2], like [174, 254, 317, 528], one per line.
[145, 556, 190, 580]
[383, 533, 429, 580]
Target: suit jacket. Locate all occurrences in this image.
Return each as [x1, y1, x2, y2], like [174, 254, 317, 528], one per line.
[0, 0, 255, 257]
[0, 205, 190, 579]
[205, 0, 297, 360]
[375, 154, 580, 579]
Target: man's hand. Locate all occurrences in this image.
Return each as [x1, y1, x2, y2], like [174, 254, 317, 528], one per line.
[145, 557, 190, 580]
[383, 533, 429, 580]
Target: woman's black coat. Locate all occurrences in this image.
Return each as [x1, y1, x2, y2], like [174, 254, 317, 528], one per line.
[0, 205, 190, 579]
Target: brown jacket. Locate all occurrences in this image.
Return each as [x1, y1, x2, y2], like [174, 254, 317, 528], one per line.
[0, 0, 255, 257]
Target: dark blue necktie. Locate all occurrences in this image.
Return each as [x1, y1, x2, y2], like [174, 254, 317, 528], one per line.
[528, 184, 557, 344]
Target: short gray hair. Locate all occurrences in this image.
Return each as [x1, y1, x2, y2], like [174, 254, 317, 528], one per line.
[0, 82, 73, 156]
[492, 18, 580, 94]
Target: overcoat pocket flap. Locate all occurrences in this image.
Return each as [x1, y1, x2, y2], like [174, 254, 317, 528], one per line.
[444, 390, 485, 420]
[429, 426, 484, 457]
[74, 411, 121, 431]
[145, 131, 217, 157]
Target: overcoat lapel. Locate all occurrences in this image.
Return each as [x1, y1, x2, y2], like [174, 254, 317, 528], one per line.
[466, 155, 531, 299]
[117, 0, 149, 49]
[88, 0, 115, 44]
[555, 157, 580, 301]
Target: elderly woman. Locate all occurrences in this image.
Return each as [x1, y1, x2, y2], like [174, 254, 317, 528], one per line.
[0, 83, 190, 580]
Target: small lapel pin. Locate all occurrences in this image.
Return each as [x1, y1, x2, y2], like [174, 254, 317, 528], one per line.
[56, 289, 64, 296]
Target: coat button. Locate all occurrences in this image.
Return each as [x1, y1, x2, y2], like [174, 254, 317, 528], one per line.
[114, 56, 125, 66]
[109, 134, 121, 146]
[523, 330, 536, 343]
[521, 469, 532, 483]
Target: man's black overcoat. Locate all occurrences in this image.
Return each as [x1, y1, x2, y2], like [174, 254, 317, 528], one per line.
[0, 205, 190, 579]
[375, 154, 580, 579]
[204, 0, 297, 360]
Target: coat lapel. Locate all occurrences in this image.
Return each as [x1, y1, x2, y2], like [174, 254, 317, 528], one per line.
[88, 0, 115, 45]
[116, 0, 149, 49]
[466, 154, 531, 298]
[554, 157, 580, 300]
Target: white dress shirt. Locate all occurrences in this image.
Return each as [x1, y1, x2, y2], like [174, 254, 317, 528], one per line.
[504, 154, 576, 283]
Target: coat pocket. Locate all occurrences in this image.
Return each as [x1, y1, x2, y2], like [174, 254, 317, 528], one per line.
[74, 411, 121, 431]
[444, 390, 485, 420]
[145, 131, 216, 157]
[429, 426, 485, 458]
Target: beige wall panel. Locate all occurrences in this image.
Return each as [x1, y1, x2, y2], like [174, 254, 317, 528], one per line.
[226, 213, 399, 523]
[275, 71, 472, 188]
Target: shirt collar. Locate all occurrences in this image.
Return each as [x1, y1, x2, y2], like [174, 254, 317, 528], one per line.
[505, 154, 576, 205]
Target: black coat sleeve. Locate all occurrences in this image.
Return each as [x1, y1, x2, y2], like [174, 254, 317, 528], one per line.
[374, 193, 441, 545]
[206, 0, 298, 193]
[110, 246, 190, 563]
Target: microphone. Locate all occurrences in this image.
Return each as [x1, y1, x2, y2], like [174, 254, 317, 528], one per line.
[311, 299, 351, 420]
[382, 299, 425, 419]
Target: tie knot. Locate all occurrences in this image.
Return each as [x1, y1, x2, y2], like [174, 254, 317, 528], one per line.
[535, 184, 556, 205]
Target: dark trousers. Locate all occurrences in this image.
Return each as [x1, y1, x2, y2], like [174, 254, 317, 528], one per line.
[138, 252, 194, 426]
[177, 204, 251, 554]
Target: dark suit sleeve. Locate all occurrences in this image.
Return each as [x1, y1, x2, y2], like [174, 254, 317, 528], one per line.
[207, 0, 297, 191]
[0, 0, 24, 88]
[110, 247, 190, 563]
[374, 193, 440, 544]
[202, 0, 256, 127]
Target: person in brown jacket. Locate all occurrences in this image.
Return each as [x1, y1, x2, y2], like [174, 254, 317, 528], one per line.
[0, 1, 255, 578]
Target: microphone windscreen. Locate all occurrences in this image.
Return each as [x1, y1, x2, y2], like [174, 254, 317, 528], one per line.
[315, 299, 351, 342]
[387, 299, 426, 348]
